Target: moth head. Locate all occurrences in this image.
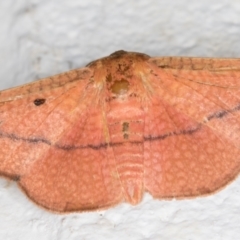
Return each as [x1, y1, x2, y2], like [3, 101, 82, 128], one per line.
[87, 50, 151, 100]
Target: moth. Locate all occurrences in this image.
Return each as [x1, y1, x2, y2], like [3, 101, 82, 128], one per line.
[0, 50, 240, 212]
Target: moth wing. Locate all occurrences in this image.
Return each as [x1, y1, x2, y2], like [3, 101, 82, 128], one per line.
[0, 68, 123, 212]
[144, 57, 240, 198]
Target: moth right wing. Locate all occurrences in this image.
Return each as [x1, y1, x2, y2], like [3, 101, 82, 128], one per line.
[0, 68, 123, 212]
[144, 57, 240, 199]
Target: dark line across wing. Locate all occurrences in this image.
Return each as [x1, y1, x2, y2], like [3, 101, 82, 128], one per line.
[0, 103, 239, 151]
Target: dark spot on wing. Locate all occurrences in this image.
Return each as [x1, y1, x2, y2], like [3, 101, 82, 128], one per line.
[34, 98, 46, 106]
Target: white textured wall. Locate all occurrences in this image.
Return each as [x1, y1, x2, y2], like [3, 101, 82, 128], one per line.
[1, 1, 240, 239]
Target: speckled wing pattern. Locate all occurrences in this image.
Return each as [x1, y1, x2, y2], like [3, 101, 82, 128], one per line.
[0, 67, 123, 212]
[145, 57, 240, 198]
[0, 50, 240, 212]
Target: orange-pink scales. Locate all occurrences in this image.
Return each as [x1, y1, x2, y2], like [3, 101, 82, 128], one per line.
[1, 50, 240, 212]
[87, 51, 151, 204]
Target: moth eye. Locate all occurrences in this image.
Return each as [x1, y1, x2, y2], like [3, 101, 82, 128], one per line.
[34, 98, 46, 106]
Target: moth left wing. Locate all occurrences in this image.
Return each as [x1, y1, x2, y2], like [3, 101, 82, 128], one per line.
[0, 68, 123, 212]
[144, 57, 240, 198]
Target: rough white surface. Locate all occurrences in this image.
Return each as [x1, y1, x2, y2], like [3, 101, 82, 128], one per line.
[1, 0, 240, 239]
